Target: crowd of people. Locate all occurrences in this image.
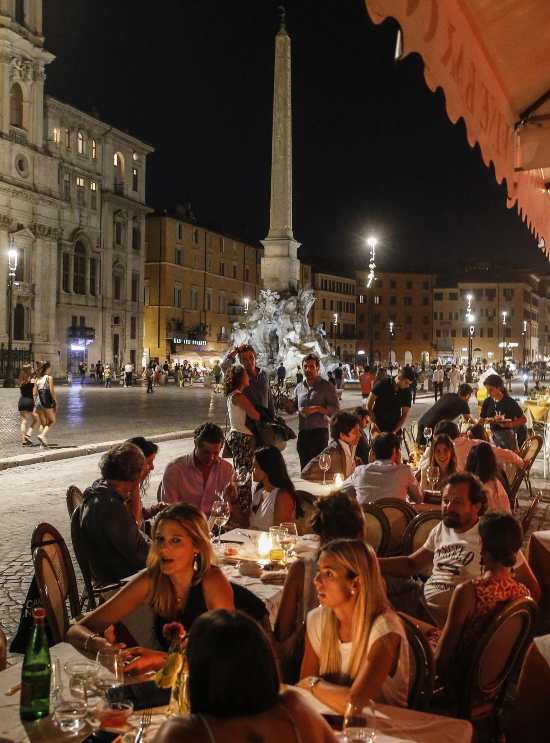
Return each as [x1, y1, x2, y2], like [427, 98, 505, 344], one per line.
[55, 345, 543, 740]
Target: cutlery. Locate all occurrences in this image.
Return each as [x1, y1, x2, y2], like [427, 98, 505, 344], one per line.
[134, 708, 152, 743]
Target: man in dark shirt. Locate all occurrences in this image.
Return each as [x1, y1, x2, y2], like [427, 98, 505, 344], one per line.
[416, 383, 473, 444]
[367, 367, 415, 434]
[480, 374, 527, 449]
[80, 442, 149, 584]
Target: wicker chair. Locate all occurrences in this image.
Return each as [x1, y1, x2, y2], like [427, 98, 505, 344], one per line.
[402, 512, 443, 556]
[508, 435, 542, 511]
[361, 503, 391, 556]
[32, 547, 70, 645]
[398, 612, 435, 710]
[30, 522, 80, 621]
[373, 498, 417, 556]
[65, 485, 84, 518]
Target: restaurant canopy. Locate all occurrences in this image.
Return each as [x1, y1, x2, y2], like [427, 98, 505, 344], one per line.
[364, 0, 550, 257]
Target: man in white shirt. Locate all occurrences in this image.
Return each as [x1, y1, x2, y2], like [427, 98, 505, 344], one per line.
[448, 365, 461, 394]
[124, 362, 133, 388]
[433, 365, 445, 401]
[380, 472, 540, 626]
[341, 432, 422, 504]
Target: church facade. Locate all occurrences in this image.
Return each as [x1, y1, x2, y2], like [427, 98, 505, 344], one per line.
[0, 1, 153, 376]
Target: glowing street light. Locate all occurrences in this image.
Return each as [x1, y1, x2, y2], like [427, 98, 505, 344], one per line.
[4, 239, 18, 388]
[243, 296, 249, 314]
[365, 236, 378, 367]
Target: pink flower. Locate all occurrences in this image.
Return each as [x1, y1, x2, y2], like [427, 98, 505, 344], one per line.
[162, 622, 186, 641]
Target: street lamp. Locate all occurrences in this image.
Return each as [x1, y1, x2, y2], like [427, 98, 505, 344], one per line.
[3, 243, 18, 388]
[465, 294, 475, 382]
[522, 320, 528, 366]
[501, 310, 507, 369]
[388, 320, 394, 368]
[243, 296, 249, 314]
[365, 236, 377, 369]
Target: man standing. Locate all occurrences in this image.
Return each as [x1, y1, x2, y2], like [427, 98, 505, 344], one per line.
[222, 344, 274, 416]
[416, 383, 473, 444]
[334, 363, 344, 390]
[359, 366, 375, 404]
[290, 353, 340, 469]
[276, 362, 286, 388]
[124, 361, 133, 388]
[433, 364, 444, 400]
[145, 363, 154, 394]
[367, 366, 414, 435]
[481, 374, 527, 449]
[449, 365, 461, 394]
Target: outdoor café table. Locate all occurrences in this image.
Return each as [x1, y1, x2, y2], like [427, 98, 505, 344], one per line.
[293, 477, 338, 498]
[507, 634, 550, 743]
[527, 530, 550, 625]
[523, 400, 550, 423]
[291, 685, 473, 743]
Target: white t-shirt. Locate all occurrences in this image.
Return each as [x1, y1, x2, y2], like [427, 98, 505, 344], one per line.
[422, 521, 525, 626]
[227, 391, 253, 435]
[306, 606, 409, 707]
[249, 487, 279, 531]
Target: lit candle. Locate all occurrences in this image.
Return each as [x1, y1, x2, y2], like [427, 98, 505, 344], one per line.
[258, 532, 272, 558]
[334, 473, 343, 488]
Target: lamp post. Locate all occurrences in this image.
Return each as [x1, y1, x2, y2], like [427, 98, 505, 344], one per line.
[501, 310, 507, 370]
[4, 243, 18, 388]
[522, 320, 528, 367]
[366, 236, 377, 368]
[465, 294, 475, 382]
[388, 320, 394, 369]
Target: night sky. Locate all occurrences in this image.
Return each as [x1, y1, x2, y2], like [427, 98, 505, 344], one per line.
[43, 0, 548, 276]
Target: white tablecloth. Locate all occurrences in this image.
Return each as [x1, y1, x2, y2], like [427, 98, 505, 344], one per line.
[294, 478, 338, 498]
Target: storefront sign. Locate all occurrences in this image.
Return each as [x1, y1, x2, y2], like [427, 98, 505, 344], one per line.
[173, 337, 207, 346]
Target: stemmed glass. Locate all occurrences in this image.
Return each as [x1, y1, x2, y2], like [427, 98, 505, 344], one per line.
[95, 648, 123, 694]
[234, 466, 252, 488]
[343, 700, 377, 742]
[319, 452, 331, 485]
[279, 522, 298, 563]
[424, 427, 433, 447]
[426, 464, 440, 493]
[209, 499, 231, 544]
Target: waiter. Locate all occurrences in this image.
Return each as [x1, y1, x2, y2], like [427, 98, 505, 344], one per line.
[416, 383, 474, 444]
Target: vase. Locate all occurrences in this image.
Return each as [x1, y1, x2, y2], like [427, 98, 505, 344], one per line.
[168, 669, 189, 716]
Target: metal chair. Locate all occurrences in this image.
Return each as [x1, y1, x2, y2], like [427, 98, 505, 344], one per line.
[398, 612, 435, 711]
[372, 498, 417, 555]
[402, 512, 443, 556]
[30, 522, 80, 621]
[361, 503, 391, 556]
[508, 435, 542, 511]
[65, 484, 84, 518]
[32, 547, 70, 645]
[521, 489, 542, 535]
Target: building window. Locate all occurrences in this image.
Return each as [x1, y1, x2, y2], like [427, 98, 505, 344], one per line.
[193, 229, 199, 244]
[90, 180, 97, 209]
[244, 266, 250, 282]
[192, 251, 199, 268]
[436, 329, 441, 338]
[130, 316, 137, 340]
[422, 296, 429, 306]
[63, 172, 71, 200]
[434, 292, 443, 301]
[131, 273, 139, 302]
[73, 242, 86, 295]
[89, 257, 97, 296]
[91, 138, 97, 159]
[64, 127, 70, 149]
[76, 176, 85, 205]
[53, 127, 60, 144]
[77, 131, 84, 155]
[488, 327, 494, 338]
[219, 238, 224, 255]
[232, 263, 237, 279]
[113, 274, 122, 301]
[132, 223, 140, 251]
[206, 254, 212, 272]
[174, 285, 182, 308]
[406, 281, 412, 290]
[219, 262, 224, 276]
[374, 296, 381, 305]
[175, 248, 182, 265]
[389, 296, 397, 305]
[218, 294, 225, 313]
[62, 253, 70, 292]
[449, 292, 458, 301]
[132, 167, 138, 192]
[191, 286, 199, 310]
[404, 296, 413, 306]
[10, 83, 23, 128]
[177, 223, 183, 241]
[115, 221, 123, 246]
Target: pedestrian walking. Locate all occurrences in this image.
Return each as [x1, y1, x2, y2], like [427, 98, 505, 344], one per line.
[212, 361, 223, 392]
[433, 364, 444, 401]
[334, 362, 344, 390]
[276, 362, 286, 388]
[449, 364, 461, 394]
[124, 361, 133, 387]
[359, 366, 375, 405]
[367, 366, 414, 436]
[146, 363, 154, 393]
[504, 365, 513, 392]
[34, 361, 57, 447]
[78, 361, 86, 385]
[104, 364, 113, 388]
[95, 360, 104, 384]
[17, 364, 38, 447]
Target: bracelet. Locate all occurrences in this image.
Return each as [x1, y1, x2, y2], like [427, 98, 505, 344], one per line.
[84, 631, 100, 653]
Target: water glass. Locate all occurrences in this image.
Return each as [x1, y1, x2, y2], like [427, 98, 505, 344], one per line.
[279, 522, 298, 561]
[52, 697, 88, 734]
[64, 660, 100, 707]
[343, 700, 376, 742]
[269, 526, 285, 562]
[96, 648, 123, 694]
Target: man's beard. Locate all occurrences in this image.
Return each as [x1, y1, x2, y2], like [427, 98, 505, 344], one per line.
[443, 513, 461, 528]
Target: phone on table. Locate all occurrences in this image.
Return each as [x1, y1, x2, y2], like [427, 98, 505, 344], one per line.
[80, 732, 119, 743]
[322, 713, 344, 730]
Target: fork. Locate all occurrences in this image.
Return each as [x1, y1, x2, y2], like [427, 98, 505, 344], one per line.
[134, 708, 152, 743]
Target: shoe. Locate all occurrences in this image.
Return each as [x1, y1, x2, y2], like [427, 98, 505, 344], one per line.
[22, 440, 31, 447]
[37, 434, 48, 447]
[25, 434, 32, 445]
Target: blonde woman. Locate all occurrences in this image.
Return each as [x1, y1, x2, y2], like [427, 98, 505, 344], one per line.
[298, 539, 409, 712]
[66, 503, 234, 673]
[34, 361, 57, 446]
[16, 364, 37, 446]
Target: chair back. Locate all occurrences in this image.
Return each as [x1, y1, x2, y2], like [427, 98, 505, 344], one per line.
[398, 612, 435, 710]
[521, 489, 542, 536]
[402, 512, 443, 556]
[65, 485, 84, 517]
[508, 435, 542, 509]
[32, 546, 71, 645]
[30, 522, 80, 620]
[373, 498, 416, 555]
[156, 481, 163, 503]
[402, 428, 415, 459]
[361, 504, 390, 556]
[458, 597, 538, 719]
[294, 490, 318, 536]
[70, 506, 97, 610]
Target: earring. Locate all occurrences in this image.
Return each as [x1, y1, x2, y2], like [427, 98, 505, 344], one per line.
[350, 589, 355, 596]
[193, 553, 200, 572]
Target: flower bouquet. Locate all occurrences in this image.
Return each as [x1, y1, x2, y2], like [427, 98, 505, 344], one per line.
[154, 622, 189, 716]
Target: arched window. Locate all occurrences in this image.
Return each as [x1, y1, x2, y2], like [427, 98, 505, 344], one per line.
[10, 83, 23, 128]
[13, 303, 25, 340]
[91, 139, 97, 159]
[73, 241, 86, 295]
[77, 131, 85, 155]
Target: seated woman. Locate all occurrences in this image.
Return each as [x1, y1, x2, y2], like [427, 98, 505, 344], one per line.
[435, 512, 530, 683]
[249, 447, 296, 530]
[420, 433, 456, 491]
[153, 610, 337, 743]
[299, 539, 409, 712]
[275, 492, 366, 680]
[67, 503, 234, 673]
[465, 442, 511, 512]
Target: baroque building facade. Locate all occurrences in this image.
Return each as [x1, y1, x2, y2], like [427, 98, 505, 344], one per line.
[0, 1, 152, 376]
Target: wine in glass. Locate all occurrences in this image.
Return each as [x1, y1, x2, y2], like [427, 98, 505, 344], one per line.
[279, 522, 298, 563]
[426, 464, 440, 492]
[343, 700, 376, 742]
[319, 452, 331, 485]
[209, 499, 231, 543]
[424, 427, 433, 447]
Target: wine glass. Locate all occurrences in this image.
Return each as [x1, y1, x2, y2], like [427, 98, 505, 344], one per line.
[279, 522, 298, 562]
[426, 464, 440, 492]
[209, 499, 231, 544]
[95, 648, 123, 695]
[319, 452, 331, 485]
[343, 700, 376, 742]
[424, 427, 433, 447]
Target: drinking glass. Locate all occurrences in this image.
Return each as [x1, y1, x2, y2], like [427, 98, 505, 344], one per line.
[50, 657, 63, 708]
[64, 660, 100, 708]
[95, 648, 123, 695]
[424, 427, 433, 446]
[209, 499, 231, 543]
[269, 526, 286, 563]
[234, 466, 251, 488]
[319, 452, 331, 485]
[343, 700, 376, 742]
[279, 522, 298, 562]
[52, 697, 88, 734]
[426, 465, 440, 492]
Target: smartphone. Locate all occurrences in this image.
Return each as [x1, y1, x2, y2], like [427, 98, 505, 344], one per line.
[80, 732, 119, 743]
[321, 713, 344, 731]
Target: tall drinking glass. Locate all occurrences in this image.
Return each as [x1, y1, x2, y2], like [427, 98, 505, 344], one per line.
[343, 700, 376, 742]
[319, 452, 331, 485]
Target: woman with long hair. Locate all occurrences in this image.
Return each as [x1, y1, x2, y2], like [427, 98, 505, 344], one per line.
[225, 364, 260, 518]
[420, 433, 456, 491]
[153, 610, 337, 743]
[299, 539, 409, 711]
[34, 361, 57, 446]
[16, 363, 38, 446]
[125, 437, 167, 528]
[250, 446, 296, 530]
[465, 442, 511, 512]
[66, 503, 234, 674]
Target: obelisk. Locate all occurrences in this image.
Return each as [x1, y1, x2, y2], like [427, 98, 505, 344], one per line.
[261, 5, 301, 294]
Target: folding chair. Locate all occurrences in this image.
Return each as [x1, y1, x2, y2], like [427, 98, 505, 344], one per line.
[65, 485, 84, 518]
[398, 612, 435, 711]
[31, 522, 81, 620]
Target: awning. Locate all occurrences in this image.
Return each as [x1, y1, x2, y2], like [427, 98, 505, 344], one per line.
[364, 0, 550, 256]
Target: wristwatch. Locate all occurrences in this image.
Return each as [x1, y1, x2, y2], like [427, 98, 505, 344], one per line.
[308, 676, 321, 691]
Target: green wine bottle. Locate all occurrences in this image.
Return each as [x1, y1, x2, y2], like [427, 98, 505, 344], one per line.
[20, 607, 51, 721]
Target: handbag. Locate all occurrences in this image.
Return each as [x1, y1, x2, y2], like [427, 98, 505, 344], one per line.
[37, 378, 54, 408]
[9, 576, 54, 652]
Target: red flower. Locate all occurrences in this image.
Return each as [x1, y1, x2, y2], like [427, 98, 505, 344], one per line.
[162, 622, 186, 641]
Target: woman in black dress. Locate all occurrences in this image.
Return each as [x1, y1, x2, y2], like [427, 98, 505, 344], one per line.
[16, 364, 37, 446]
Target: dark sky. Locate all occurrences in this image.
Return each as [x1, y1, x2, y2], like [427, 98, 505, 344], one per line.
[43, 0, 548, 276]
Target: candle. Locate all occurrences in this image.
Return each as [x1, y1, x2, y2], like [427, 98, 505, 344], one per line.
[258, 532, 272, 558]
[334, 473, 343, 488]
